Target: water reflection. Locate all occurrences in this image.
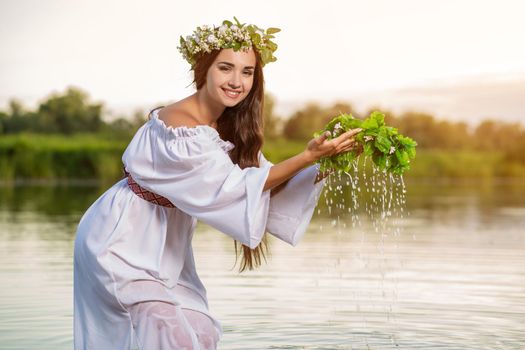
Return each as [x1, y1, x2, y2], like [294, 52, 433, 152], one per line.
[0, 180, 524, 349]
[0, 183, 104, 217]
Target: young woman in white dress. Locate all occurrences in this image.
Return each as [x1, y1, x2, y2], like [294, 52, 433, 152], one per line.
[73, 18, 362, 350]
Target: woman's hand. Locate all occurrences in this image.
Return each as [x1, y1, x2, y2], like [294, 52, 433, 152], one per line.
[263, 128, 362, 191]
[314, 144, 364, 183]
[303, 128, 363, 163]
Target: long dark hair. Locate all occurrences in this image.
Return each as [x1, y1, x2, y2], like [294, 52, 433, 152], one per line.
[191, 48, 269, 272]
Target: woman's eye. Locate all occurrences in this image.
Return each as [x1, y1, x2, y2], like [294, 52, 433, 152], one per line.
[219, 67, 252, 76]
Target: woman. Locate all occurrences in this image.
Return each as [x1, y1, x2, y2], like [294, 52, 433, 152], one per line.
[73, 18, 361, 350]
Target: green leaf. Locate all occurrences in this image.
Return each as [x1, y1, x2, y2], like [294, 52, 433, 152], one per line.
[361, 117, 378, 129]
[372, 153, 387, 168]
[374, 130, 392, 153]
[233, 16, 242, 26]
[395, 150, 410, 166]
[407, 147, 416, 159]
[267, 27, 281, 34]
[385, 126, 398, 136]
[261, 49, 271, 63]
[266, 41, 278, 50]
[370, 111, 385, 127]
[398, 135, 417, 147]
[364, 142, 374, 156]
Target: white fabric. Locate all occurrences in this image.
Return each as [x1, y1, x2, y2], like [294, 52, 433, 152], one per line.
[73, 108, 326, 349]
[259, 154, 326, 246]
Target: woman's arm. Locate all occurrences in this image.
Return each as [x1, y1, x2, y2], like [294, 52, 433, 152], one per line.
[263, 128, 362, 191]
[270, 168, 330, 196]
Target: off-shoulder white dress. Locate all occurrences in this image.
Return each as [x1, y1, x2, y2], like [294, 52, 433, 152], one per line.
[73, 108, 326, 349]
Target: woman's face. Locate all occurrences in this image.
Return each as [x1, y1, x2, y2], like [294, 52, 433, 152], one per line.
[205, 48, 256, 107]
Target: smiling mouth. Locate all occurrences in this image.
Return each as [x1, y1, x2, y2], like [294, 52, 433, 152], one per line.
[222, 88, 242, 98]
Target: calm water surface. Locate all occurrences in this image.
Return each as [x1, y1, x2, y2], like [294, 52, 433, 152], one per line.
[0, 180, 524, 349]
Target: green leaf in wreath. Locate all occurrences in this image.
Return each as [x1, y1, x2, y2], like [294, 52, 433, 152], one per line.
[267, 27, 281, 34]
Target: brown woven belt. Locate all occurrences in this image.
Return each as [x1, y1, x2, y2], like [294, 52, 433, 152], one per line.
[124, 169, 176, 208]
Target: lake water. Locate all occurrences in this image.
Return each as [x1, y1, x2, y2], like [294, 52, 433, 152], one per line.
[0, 179, 524, 349]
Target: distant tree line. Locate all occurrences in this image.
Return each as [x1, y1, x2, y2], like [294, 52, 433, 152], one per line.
[1, 86, 524, 162]
[280, 102, 525, 162]
[0, 87, 146, 137]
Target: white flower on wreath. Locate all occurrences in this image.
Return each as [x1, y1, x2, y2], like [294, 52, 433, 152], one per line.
[201, 43, 210, 52]
[218, 25, 228, 35]
[389, 146, 396, 154]
[207, 34, 218, 44]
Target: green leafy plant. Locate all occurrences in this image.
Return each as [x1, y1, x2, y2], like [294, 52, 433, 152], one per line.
[314, 111, 417, 174]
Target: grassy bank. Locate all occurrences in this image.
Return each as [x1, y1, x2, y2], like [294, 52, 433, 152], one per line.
[1, 134, 524, 184]
[0, 133, 127, 183]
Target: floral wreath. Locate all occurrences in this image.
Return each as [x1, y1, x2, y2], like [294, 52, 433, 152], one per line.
[177, 16, 280, 68]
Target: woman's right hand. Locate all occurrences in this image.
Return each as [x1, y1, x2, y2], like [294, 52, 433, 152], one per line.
[264, 127, 362, 191]
[303, 128, 363, 163]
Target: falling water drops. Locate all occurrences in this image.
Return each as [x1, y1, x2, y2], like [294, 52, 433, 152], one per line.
[316, 154, 409, 348]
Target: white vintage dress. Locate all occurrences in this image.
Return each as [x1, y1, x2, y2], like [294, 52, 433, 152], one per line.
[73, 108, 326, 349]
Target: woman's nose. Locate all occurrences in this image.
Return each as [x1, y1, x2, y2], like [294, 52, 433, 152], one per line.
[228, 72, 241, 89]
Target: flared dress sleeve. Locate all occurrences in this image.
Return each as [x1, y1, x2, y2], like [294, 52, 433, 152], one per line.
[259, 152, 326, 246]
[122, 119, 272, 249]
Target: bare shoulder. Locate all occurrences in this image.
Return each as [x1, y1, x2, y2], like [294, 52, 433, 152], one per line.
[158, 102, 201, 129]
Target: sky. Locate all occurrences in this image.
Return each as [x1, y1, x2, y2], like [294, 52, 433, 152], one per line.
[1, 0, 524, 123]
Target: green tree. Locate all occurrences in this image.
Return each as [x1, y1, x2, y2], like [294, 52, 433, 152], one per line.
[37, 86, 103, 134]
[394, 112, 439, 149]
[474, 119, 525, 163]
[105, 117, 135, 138]
[0, 111, 6, 134]
[435, 120, 471, 150]
[505, 128, 525, 162]
[131, 108, 147, 129]
[1, 99, 35, 133]
[263, 93, 280, 139]
[474, 120, 523, 151]
[283, 102, 323, 140]
[282, 101, 355, 140]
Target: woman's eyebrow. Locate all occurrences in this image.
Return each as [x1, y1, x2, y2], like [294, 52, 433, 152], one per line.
[218, 61, 255, 69]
